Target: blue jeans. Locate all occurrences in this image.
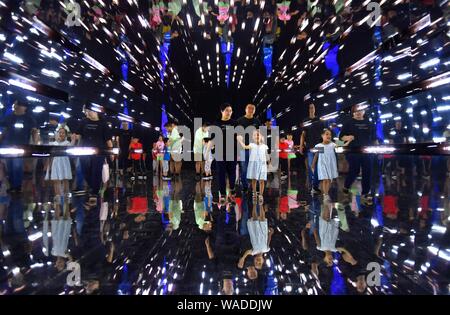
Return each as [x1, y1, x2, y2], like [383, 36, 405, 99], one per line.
[7, 158, 24, 190]
[5, 195, 25, 235]
[239, 150, 250, 190]
[216, 160, 237, 196]
[307, 151, 319, 189]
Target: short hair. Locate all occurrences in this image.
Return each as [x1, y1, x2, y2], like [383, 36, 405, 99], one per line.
[13, 99, 26, 107]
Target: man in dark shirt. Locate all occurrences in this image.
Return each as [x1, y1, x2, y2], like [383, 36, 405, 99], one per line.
[39, 114, 59, 144]
[117, 122, 132, 174]
[0, 100, 39, 193]
[212, 103, 237, 200]
[73, 106, 113, 198]
[204, 205, 240, 295]
[339, 105, 378, 205]
[236, 104, 261, 192]
[391, 121, 409, 145]
[299, 104, 323, 194]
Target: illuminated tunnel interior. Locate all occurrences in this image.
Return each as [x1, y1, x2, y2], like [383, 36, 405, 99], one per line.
[0, 0, 449, 296]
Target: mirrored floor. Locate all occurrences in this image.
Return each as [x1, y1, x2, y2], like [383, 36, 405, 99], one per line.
[1, 155, 449, 295]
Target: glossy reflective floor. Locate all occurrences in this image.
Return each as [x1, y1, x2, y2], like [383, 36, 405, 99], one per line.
[1, 156, 449, 295]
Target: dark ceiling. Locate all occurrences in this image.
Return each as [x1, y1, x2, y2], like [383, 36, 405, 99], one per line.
[0, 0, 449, 140]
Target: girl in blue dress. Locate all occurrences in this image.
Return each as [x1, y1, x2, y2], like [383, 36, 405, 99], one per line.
[237, 130, 269, 205]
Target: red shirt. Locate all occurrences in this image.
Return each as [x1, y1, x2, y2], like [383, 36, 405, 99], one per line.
[130, 142, 143, 160]
[279, 141, 289, 159]
[383, 195, 398, 215]
[279, 196, 289, 213]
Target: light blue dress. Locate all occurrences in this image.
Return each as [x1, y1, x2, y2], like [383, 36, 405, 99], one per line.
[246, 143, 269, 181]
[315, 142, 338, 180]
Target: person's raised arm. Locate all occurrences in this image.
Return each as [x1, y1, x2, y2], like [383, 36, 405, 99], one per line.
[236, 135, 251, 149]
[205, 237, 215, 259]
[299, 130, 306, 154]
[311, 151, 318, 172]
[237, 249, 253, 269]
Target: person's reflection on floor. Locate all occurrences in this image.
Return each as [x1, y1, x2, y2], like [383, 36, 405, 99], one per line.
[194, 181, 214, 232]
[0, 99, 39, 194]
[42, 193, 72, 272]
[166, 177, 183, 234]
[317, 203, 339, 268]
[2, 194, 32, 293]
[299, 202, 325, 281]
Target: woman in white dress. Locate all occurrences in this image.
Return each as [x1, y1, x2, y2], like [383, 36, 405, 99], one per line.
[311, 128, 339, 202]
[46, 126, 72, 197]
[237, 130, 269, 205]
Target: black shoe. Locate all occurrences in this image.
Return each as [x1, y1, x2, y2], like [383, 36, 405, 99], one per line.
[311, 187, 321, 195]
[361, 194, 373, 206]
[72, 189, 87, 196]
[195, 174, 201, 181]
[7, 188, 22, 194]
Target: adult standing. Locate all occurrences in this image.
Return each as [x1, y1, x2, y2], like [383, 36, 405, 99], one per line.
[193, 121, 210, 180]
[299, 103, 323, 194]
[117, 122, 132, 175]
[236, 104, 261, 192]
[0, 99, 39, 193]
[73, 106, 113, 200]
[339, 105, 377, 205]
[213, 103, 237, 201]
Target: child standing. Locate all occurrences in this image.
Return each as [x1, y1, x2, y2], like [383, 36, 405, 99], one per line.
[237, 130, 269, 205]
[311, 128, 339, 202]
[152, 142, 159, 175]
[129, 136, 144, 178]
[156, 135, 165, 175]
[286, 133, 296, 173]
[278, 134, 289, 180]
[46, 126, 72, 197]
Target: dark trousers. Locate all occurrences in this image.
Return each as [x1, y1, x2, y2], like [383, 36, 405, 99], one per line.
[216, 161, 237, 196]
[280, 158, 288, 174]
[132, 159, 144, 175]
[344, 154, 372, 195]
[80, 156, 104, 195]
